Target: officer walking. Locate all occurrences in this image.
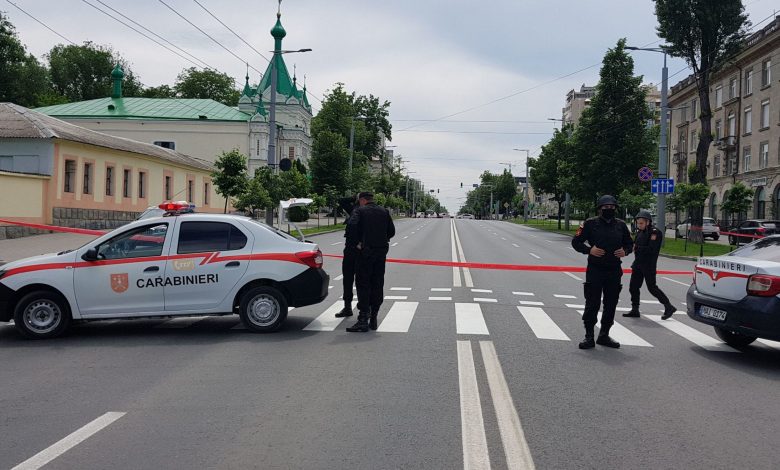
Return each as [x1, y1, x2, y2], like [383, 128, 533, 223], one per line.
[345, 192, 396, 333]
[624, 210, 676, 320]
[571, 195, 634, 349]
[335, 196, 359, 318]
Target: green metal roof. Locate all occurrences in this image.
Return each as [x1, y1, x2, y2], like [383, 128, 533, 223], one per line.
[34, 97, 251, 122]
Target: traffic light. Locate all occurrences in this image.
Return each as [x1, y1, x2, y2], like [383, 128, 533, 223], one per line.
[437, 189, 440, 193]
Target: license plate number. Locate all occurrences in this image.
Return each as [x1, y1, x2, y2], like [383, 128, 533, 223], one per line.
[699, 305, 727, 321]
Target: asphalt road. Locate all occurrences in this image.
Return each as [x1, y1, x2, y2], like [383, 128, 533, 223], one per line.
[1, 218, 779, 469]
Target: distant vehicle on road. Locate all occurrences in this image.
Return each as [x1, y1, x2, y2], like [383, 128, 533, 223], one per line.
[726, 219, 780, 246]
[675, 217, 720, 240]
[687, 235, 780, 347]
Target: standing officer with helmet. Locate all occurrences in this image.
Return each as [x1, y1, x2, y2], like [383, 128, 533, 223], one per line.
[335, 196, 359, 318]
[624, 210, 676, 319]
[571, 195, 634, 349]
[345, 192, 395, 333]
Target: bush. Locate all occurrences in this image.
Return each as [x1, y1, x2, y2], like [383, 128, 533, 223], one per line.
[288, 206, 309, 222]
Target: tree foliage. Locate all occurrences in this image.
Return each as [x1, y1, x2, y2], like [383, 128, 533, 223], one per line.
[234, 176, 271, 216]
[529, 125, 576, 227]
[212, 149, 248, 213]
[174, 67, 240, 105]
[310, 130, 349, 195]
[720, 181, 752, 223]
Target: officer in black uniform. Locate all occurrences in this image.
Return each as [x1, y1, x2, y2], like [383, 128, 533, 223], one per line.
[335, 196, 359, 318]
[345, 192, 396, 332]
[625, 210, 676, 319]
[571, 195, 633, 349]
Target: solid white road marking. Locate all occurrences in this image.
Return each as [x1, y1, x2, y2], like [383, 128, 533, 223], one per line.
[512, 243, 520, 248]
[554, 294, 577, 299]
[518, 307, 569, 341]
[450, 219, 462, 288]
[513, 292, 535, 296]
[479, 341, 536, 470]
[303, 302, 355, 331]
[384, 295, 408, 300]
[518, 300, 545, 306]
[528, 253, 541, 259]
[576, 311, 653, 347]
[11, 412, 126, 470]
[646, 315, 738, 352]
[473, 298, 498, 303]
[563, 272, 583, 281]
[155, 316, 210, 329]
[432, 287, 452, 292]
[429, 296, 452, 301]
[377, 301, 418, 332]
[457, 341, 491, 470]
[334, 274, 344, 281]
[453, 221, 474, 287]
[456, 303, 490, 335]
[471, 289, 493, 293]
[662, 276, 690, 287]
[330, 241, 343, 245]
[391, 287, 412, 291]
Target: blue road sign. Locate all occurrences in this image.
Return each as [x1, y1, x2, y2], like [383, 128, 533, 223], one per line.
[651, 178, 675, 194]
[638, 166, 653, 182]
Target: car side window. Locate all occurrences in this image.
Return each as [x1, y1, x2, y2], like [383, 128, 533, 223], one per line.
[177, 221, 247, 254]
[97, 224, 168, 260]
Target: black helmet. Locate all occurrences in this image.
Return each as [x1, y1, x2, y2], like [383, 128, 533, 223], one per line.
[596, 194, 618, 208]
[635, 210, 653, 223]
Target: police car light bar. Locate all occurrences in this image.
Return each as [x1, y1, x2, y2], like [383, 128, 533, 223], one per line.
[158, 201, 195, 214]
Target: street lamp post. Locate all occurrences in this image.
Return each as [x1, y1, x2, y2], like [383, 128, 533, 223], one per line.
[514, 148, 530, 222]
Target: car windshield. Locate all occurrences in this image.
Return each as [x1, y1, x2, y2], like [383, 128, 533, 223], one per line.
[760, 221, 779, 228]
[729, 236, 780, 262]
[703, 218, 714, 224]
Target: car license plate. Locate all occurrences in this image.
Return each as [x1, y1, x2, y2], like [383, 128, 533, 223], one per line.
[699, 305, 727, 321]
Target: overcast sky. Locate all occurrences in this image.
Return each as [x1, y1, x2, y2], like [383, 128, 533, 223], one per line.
[4, 0, 776, 212]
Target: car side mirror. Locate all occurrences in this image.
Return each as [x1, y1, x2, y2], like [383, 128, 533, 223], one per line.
[82, 248, 100, 261]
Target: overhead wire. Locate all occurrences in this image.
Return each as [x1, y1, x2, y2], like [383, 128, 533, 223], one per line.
[193, 0, 270, 63]
[5, 0, 76, 45]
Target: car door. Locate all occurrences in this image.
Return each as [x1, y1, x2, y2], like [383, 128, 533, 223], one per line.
[164, 220, 251, 312]
[73, 222, 170, 317]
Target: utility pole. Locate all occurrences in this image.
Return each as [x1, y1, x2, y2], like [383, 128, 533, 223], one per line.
[514, 149, 530, 222]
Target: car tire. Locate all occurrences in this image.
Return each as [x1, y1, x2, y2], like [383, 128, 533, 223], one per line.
[713, 326, 756, 348]
[675, 229, 681, 238]
[13, 290, 72, 339]
[712, 234, 719, 241]
[239, 286, 288, 332]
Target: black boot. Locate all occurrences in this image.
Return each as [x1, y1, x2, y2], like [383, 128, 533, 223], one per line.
[346, 312, 369, 332]
[662, 304, 676, 320]
[335, 305, 353, 318]
[369, 312, 378, 331]
[579, 326, 596, 349]
[622, 307, 640, 318]
[596, 334, 621, 348]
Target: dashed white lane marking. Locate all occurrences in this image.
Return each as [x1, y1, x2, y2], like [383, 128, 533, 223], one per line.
[554, 294, 577, 299]
[390, 287, 412, 291]
[303, 302, 355, 331]
[576, 310, 653, 347]
[334, 274, 344, 281]
[646, 315, 738, 352]
[432, 287, 452, 292]
[403, 236, 409, 239]
[641, 299, 661, 305]
[512, 243, 520, 248]
[391, 242, 399, 247]
[456, 303, 490, 335]
[377, 301, 418, 333]
[471, 289, 493, 293]
[513, 292, 534, 296]
[545, 240, 553, 243]
[563, 272, 583, 281]
[501, 237, 507, 240]
[479, 341, 536, 469]
[330, 241, 343, 245]
[528, 253, 541, 259]
[328, 286, 334, 289]
[429, 296, 452, 301]
[518, 300, 544, 306]
[682, 302, 687, 306]
[473, 298, 498, 303]
[384, 295, 408, 300]
[11, 411, 126, 470]
[457, 341, 490, 470]
[517, 307, 569, 341]
[155, 316, 210, 329]
[528, 234, 537, 238]
[662, 276, 690, 287]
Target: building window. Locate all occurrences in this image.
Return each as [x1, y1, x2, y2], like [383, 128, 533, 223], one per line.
[204, 182, 210, 205]
[83, 162, 92, 195]
[727, 112, 736, 137]
[64, 160, 76, 193]
[744, 107, 752, 134]
[105, 166, 114, 196]
[762, 59, 771, 87]
[745, 68, 753, 95]
[715, 85, 723, 107]
[760, 99, 770, 128]
[123, 169, 131, 198]
[680, 106, 687, 122]
[714, 155, 721, 177]
[165, 176, 172, 200]
[690, 130, 697, 151]
[153, 141, 175, 150]
[715, 120, 722, 140]
[759, 142, 769, 169]
[138, 171, 146, 199]
[690, 98, 697, 120]
[729, 77, 737, 99]
[187, 179, 194, 202]
[256, 139, 260, 156]
[743, 147, 752, 173]
[289, 146, 295, 159]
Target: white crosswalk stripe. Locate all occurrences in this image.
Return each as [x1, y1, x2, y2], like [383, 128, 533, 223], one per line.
[377, 302, 419, 333]
[518, 300, 544, 306]
[576, 311, 653, 347]
[456, 303, 489, 335]
[645, 315, 738, 352]
[517, 307, 569, 341]
[302, 303, 353, 331]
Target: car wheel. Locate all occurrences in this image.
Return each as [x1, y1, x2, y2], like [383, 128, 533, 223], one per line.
[712, 234, 719, 241]
[239, 286, 288, 332]
[13, 290, 72, 339]
[675, 229, 681, 238]
[713, 326, 756, 348]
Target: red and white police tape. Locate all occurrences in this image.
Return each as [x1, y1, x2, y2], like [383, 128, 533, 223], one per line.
[0, 218, 692, 275]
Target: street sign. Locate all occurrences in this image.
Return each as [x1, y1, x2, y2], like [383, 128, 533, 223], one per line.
[638, 166, 653, 182]
[503, 202, 509, 208]
[651, 178, 675, 194]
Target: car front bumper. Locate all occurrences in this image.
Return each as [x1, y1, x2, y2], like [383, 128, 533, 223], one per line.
[686, 285, 780, 341]
[282, 268, 329, 308]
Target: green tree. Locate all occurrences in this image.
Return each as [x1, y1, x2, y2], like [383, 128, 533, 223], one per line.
[141, 84, 175, 98]
[654, 0, 750, 184]
[212, 149, 248, 213]
[278, 166, 311, 199]
[310, 130, 349, 195]
[529, 126, 575, 227]
[354, 93, 392, 157]
[572, 39, 656, 204]
[47, 42, 143, 101]
[618, 187, 656, 221]
[174, 67, 239, 105]
[234, 176, 271, 217]
[720, 181, 752, 226]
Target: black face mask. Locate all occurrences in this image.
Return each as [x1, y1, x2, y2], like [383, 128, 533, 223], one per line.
[601, 208, 616, 220]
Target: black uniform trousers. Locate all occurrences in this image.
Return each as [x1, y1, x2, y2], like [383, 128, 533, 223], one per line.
[342, 246, 359, 306]
[629, 263, 671, 308]
[356, 246, 388, 317]
[583, 264, 623, 334]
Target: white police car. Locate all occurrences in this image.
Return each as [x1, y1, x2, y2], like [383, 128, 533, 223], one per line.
[0, 202, 328, 339]
[687, 235, 780, 347]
